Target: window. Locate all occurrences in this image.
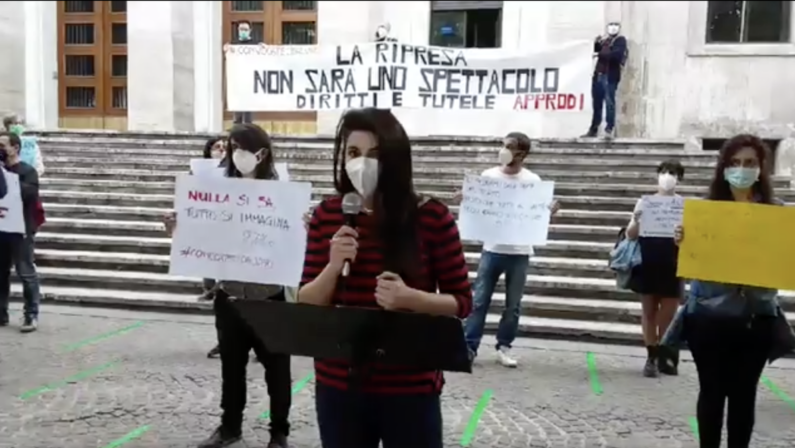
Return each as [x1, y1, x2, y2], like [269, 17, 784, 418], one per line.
[430, 9, 502, 48]
[706, 1, 791, 43]
[222, 1, 318, 123]
[58, 1, 127, 116]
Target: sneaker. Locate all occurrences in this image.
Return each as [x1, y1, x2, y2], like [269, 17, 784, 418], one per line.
[603, 128, 615, 140]
[197, 290, 215, 302]
[20, 316, 38, 333]
[207, 345, 221, 359]
[0, 313, 8, 327]
[658, 348, 679, 376]
[580, 130, 598, 138]
[197, 427, 241, 448]
[267, 434, 291, 448]
[495, 347, 518, 368]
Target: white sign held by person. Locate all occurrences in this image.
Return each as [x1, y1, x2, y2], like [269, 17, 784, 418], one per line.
[168, 175, 312, 287]
[190, 159, 225, 178]
[225, 41, 592, 113]
[0, 171, 25, 234]
[639, 195, 684, 238]
[458, 175, 555, 246]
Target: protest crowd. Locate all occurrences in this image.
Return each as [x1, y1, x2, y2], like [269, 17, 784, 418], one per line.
[1, 19, 793, 448]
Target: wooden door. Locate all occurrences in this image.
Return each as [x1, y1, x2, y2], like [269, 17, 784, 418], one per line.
[222, 1, 318, 134]
[57, 1, 128, 130]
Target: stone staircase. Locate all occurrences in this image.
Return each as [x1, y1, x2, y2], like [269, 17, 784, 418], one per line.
[11, 132, 795, 344]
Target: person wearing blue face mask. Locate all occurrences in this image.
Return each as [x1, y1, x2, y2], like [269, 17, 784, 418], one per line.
[223, 20, 260, 125]
[673, 134, 784, 448]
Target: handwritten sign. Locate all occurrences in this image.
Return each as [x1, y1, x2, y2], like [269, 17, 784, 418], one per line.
[639, 195, 684, 238]
[677, 199, 795, 290]
[458, 174, 555, 246]
[168, 174, 312, 287]
[190, 159, 225, 178]
[0, 171, 25, 234]
[275, 162, 290, 181]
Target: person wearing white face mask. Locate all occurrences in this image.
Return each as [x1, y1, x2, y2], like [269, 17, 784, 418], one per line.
[625, 160, 685, 378]
[458, 132, 560, 368]
[163, 124, 294, 448]
[581, 21, 628, 139]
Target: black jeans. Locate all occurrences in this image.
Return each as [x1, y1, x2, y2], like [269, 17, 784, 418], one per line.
[214, 292, 292, 437]
[685, 313, 774, 448]
[315, 382, 443, 448]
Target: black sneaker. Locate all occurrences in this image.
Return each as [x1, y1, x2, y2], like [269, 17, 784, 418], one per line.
[20, 316, 38, 333]
[0, 313, 8, 327]
[658, 348, 679, 376]
[643, 357, 658, 377]
[197, 427, 241, 448]
[207, 345, 221, 359]
[268, 434, 291, 448]
[580, 130, 598, 138]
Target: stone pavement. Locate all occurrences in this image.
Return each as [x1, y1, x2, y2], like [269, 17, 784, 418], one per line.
[2, 305, 795, 448]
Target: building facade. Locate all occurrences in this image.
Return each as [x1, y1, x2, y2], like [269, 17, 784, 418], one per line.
[2, 1, 794, 173]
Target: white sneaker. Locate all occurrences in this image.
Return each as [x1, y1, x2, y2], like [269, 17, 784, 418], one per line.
[495, 347, 518, 368]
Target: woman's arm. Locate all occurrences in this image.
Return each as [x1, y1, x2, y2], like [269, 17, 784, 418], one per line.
[625, 199, 642, 240]
[408, 201, 473, 318]
[297, 203, 337, 306]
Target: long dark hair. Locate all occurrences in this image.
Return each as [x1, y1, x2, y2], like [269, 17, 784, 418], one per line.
[203, 136, 222, 159]
[224, 124, 277, 180]
[332, 108, 420, 278]
[707, 134, 774, 204]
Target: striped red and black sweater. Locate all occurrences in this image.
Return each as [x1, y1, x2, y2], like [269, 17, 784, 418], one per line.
[301, 196, 472, 394]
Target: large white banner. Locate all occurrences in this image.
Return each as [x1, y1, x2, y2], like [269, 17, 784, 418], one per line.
[168, 175, 311, 287]
[0, 170, 25, 234]
[225, 41, 592, 113]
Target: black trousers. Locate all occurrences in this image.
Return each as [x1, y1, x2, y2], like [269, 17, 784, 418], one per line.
[214, 292, 292, 437]
[315, 382, 443, 448]
[685, 314, 774, 448]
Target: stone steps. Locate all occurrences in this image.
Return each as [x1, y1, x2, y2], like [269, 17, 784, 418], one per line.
[15, 134, 793, 345]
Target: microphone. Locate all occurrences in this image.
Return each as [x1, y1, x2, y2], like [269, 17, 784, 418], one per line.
[340, 192, 362, 277]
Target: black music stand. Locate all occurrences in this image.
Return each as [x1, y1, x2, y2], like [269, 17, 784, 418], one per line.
[231, 300, 472, 373]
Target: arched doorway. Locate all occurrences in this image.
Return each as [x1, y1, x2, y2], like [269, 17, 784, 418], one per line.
[222, 1, 317, 134]
[57, 1, 128, 130]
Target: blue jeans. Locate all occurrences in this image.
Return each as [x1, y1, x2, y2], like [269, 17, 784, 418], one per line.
[315, 382, 443, 448]
[0, 235, 42, 320]
[464, 250, 529, 354]
[589, 73, 618, 133]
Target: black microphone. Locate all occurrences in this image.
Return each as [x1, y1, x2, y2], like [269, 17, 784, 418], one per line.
[341, 192, 362, 277]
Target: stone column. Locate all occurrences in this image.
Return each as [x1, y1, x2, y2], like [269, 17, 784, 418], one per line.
[127, 1, 177, 131]
[23, 1, 57, 130]
[192, 0, 223, 133]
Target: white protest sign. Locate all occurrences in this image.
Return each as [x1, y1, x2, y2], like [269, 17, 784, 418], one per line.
[0, 171, 25, 234]
[225, 41, 592, 113]
[275, 162, 290, 181]
[458, 175, 555, 246]
[639, 195, 684, 238]
[168, 175, 312, 287]
[190, 159, 225, 178]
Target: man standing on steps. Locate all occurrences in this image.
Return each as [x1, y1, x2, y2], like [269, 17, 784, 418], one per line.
[581, 21, 627, 140]
[224, 20, 261, 125]
[0, 132, 42, 332]
[456, 132, 560, 367]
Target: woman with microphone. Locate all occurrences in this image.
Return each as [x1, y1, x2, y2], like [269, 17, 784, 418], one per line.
[298, 108, 472, 448]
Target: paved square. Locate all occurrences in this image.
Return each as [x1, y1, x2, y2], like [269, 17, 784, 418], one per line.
[1, 304, 794, 448]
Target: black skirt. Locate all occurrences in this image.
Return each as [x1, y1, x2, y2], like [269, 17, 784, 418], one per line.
[631, 237, 684, 298]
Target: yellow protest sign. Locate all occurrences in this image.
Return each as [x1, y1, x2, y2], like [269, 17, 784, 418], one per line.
[677, 199, 795, 290]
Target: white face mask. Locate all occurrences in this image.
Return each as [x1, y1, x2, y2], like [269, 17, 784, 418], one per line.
[606, 24, 620, 36]
[498, 148, 514, 166]
[233, 149, 260, 175]
[346, 157, 379, 198]
[658, 173, 677, 191]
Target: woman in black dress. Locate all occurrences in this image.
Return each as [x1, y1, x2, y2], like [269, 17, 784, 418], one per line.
[625, 160, 685, 377]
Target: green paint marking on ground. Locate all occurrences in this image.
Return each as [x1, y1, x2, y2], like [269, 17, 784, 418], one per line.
[19, 360, 118, 400]
[688, 416, 699, 441]
[100, 425, 151, 448]
[460, 389, 493, 447]
[586, 352, 603, 396]
[762, 376, 795, 412]
[259, 373, 314, 420]
[63, 321, 145, 352]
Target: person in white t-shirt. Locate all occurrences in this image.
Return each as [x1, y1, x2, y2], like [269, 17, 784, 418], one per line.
[458, 132, 560, 367]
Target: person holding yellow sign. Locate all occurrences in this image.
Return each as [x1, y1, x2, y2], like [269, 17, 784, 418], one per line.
[671, 135, 781, 448]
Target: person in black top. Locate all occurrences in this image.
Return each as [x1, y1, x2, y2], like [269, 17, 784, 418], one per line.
[224, 20, 260, 125]
[625, 160, 685, 377]
[0, 132, 42, 332]
[582, 22, 627, 139]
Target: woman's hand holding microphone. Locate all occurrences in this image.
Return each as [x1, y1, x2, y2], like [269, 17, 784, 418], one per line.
[329, 225, 358, 274]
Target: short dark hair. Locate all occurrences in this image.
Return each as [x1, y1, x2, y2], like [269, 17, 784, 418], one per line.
[0, 131, 21, 148]
[225, 123, 276, 180]
[3, 115, 18, 130]
[657, 159, 685, 180]
[203, 136, 222, 159]
[505, 131, 531, 153]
